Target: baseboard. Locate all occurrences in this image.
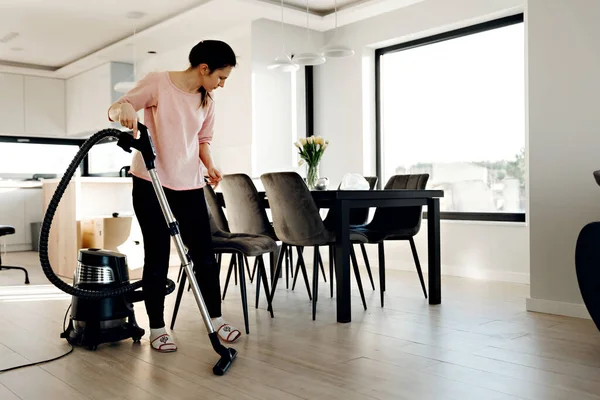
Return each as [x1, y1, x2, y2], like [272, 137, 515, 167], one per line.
[4, 244, 33, 252]
[526, 297, 591, 320]
[440, 264, 530, 284]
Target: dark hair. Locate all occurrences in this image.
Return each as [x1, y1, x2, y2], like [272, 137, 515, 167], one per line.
[189, 40, 237, 108]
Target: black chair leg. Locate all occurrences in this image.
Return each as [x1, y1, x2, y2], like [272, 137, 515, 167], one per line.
[257, 255, 274, 317]
[0, 266, 30, 284]
[312, 246, 319, 320]
[295, 247, 312, 301]
[170, 269, 187, 330]
[329, 245, 334, 298]
[222, 256, 236, 300]
[350, 246, 367, 311]
[284, 246, 290, 288]
[378, 242, 385, 307]
[268, 244, 287, 314]
[291, 246, 304, 290]
[255, 258, 261, 309]
[409, 237, 428, 299]
[317, 247, 326, 283]
[360, 243, 375, 290]
[246, 256, 256, 283]
[237, 253, 249, 335]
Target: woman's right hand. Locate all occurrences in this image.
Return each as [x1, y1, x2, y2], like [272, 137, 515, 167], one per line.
[117, 103, 139, 137]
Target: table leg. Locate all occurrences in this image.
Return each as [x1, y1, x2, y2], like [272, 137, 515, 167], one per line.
[334, 200, 351, 322]
[427, 198, 441, 304]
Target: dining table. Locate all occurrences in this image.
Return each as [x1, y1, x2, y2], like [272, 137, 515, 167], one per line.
[218, 188, 444, 323]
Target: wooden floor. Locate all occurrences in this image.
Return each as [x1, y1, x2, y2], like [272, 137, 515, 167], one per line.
[1, 251, 600, 399]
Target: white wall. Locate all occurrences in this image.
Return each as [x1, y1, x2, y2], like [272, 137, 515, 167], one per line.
[137, 23, 254, 175]
[526, 0, 600, 318]
[313, 0, 529, 283]
[250, 19, 324, 177]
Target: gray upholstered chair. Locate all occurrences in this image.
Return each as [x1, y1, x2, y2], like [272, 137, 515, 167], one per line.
[170, 186, 277, 335]
[202, 183, 253, 294]
[356, 174, 429, 307]
[261, 172, 369, 320]
[220, 173, 297, 305]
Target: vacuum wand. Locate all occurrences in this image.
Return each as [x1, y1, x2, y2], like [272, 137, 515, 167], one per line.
[118, 122, 237, 375]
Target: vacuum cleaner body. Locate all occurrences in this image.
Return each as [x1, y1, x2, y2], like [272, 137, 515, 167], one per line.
[61, 248, 145, 350]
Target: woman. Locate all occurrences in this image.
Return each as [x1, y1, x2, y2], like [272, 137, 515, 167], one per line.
[108, 40, 240, 352]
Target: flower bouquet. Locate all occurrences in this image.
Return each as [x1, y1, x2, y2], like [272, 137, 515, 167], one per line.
[294, 136, 329, 189]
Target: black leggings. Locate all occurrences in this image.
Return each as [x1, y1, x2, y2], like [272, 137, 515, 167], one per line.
[132, 176, 221, 329]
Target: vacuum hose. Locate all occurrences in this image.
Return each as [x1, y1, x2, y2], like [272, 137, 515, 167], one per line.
[39, 127, 176, 299]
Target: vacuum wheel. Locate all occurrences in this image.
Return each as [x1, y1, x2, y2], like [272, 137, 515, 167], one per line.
[132, 337, 142, 343]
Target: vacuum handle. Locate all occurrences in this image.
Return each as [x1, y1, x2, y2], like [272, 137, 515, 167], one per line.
[116, 122, 157, 170]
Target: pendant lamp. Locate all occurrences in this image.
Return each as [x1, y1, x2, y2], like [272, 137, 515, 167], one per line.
[294, 0, 326, 66]
[267, 0, 299, 72]
[321, 0, 354, 59]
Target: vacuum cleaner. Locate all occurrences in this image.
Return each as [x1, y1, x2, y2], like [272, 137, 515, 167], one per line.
[38, 122, 237, 375]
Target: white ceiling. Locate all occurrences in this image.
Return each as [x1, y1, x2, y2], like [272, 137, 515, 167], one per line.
[0, 0, 423, 78]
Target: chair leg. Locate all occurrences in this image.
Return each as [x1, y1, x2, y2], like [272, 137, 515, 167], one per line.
[317, 247, 326, 283]
[170, 268, 187, 330]
[268, 244, 288, 314]
[291, 246, 304, 290]
[0, 266, 30, 284]
[257, 255, 274, 317]
[409, 237, 428, 299]
[378, 242, 386, 307]
[312, 246, 319, 320]
[255, 259, 261, 309]
[177, 264, 184, 283]
[284, 246, 290, 288]
[360, 243, 375, 290]
[329, 245, 334, 298]
[295, 247, 312, 301]
[246, 256, 256, 283]
[350, 246, 367, 311]
[221, 256, 236, 300]
[237, 253, 249, 335]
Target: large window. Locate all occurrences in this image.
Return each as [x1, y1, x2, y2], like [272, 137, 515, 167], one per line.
[376, 14, 525, 221]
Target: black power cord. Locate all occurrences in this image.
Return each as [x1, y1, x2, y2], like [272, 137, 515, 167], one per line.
[0, 305, 74, 373]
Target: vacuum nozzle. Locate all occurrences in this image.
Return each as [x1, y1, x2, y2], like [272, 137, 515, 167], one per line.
[208, 332, 237, 375]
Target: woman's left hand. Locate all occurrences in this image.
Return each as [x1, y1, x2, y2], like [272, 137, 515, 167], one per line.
[206, 166, 222, 188]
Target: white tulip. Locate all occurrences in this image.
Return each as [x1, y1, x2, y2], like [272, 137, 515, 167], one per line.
[299, 138, 307, 146]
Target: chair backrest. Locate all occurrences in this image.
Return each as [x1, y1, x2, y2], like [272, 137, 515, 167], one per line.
[261, 172, 331, 246]
[203, 184, 230, 233]
[220, 173, 274, 237]
[327, 175, 378, 227]
[368, 174, 429, 233]
[349, 176, 378, 226]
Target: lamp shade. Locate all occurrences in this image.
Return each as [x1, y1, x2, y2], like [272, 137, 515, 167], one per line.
[293, 52, 326, 66]
[267, 54, 299, 72]
[322, 44, 355, 58]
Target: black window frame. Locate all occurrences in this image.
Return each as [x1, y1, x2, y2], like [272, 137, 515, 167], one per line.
[375, 13, 526, 223]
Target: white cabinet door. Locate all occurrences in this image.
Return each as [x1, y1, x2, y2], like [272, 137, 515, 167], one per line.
[66, 63, 111, 136]
[24, 77, 66, 136]
[0, 73, 25, 135]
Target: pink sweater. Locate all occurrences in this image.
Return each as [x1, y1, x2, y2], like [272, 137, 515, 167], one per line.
[113, 71, 215, 190]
